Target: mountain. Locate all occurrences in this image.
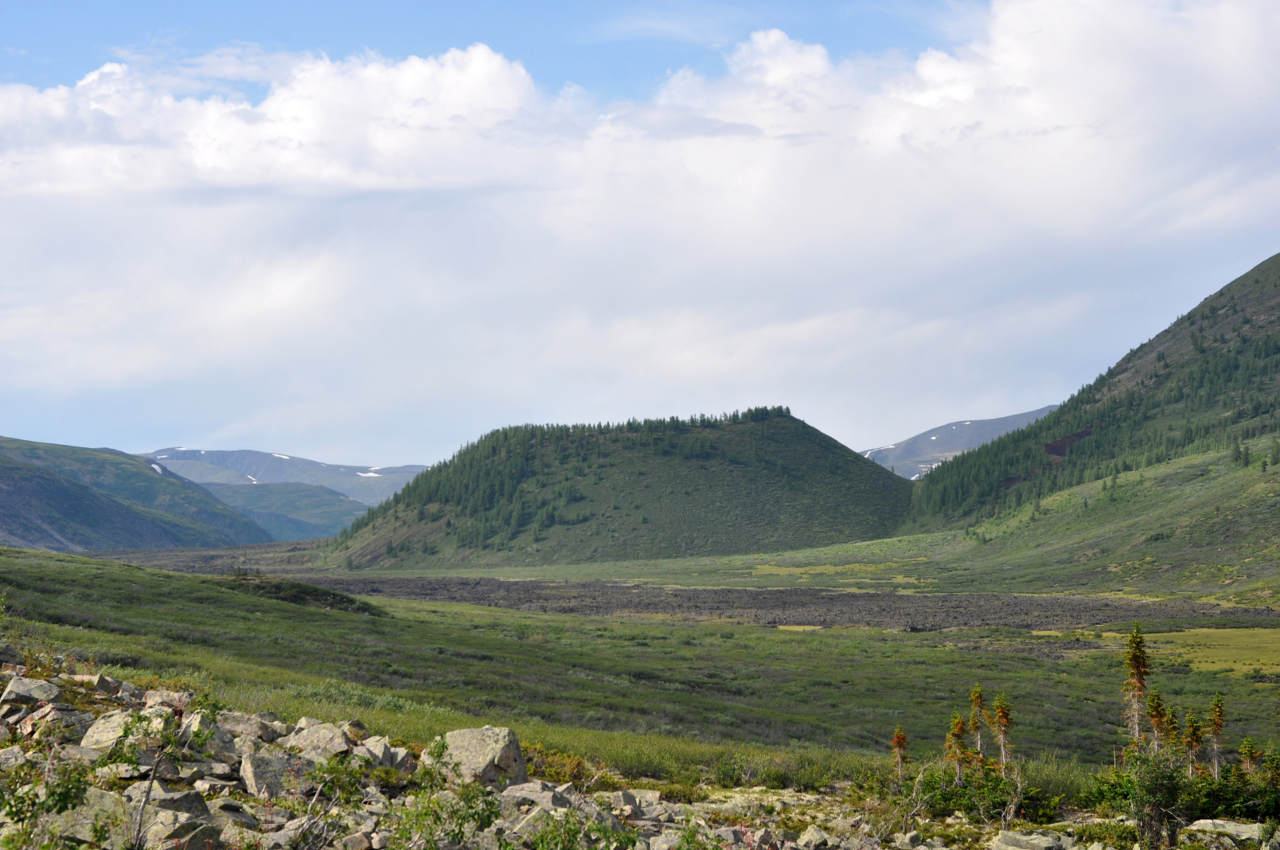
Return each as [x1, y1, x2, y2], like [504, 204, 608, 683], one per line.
[202, 482, 369, 541]
[149, 448, 425, 506]
[0, 436, 272, 552]
[864, 405, 1059, 480]
[910, 250, 1280, 525]
[334, 406, 913, 567]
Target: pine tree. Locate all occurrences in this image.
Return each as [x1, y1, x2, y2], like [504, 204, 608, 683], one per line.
[968, 683, 987, 756]
[1183, 711, 1204, 777]
[1124, 624, 1151, 743]
[1146, 686, 1170, 752]
[991, 694, 1013, 776]
[1208, 694, 1225, 780]
[944, 714, 970, 783]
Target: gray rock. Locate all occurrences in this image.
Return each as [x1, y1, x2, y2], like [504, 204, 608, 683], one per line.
[1, 675, 60, 704]
[1186, 821, 1265, 844]
[209, 798, 260, 830]
[436, 726, 527, 789]
[800, 824, 837, 849]
[17, 703, 95, 740]
[0, 744, 26, 770]
[241, 747, 312, 800]
[217, 709, 282, 742]
[994, 831, 1063, 850]
[80, 708, 135, 756]
[43, 786, 131, 848]
[142, 689, 190, 710]
[278, 721, 352, 763]
[652, 831, 685, 850]
[124, 780, 212, 820]
[0, 643, 22, 666]
[180, 710, 238, 762]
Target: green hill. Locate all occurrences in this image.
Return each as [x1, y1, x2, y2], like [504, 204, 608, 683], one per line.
[333, 407, 912, 567]
[910, 250, 1280, 526]
[203, 482, 369, 541]
[0, 436, 271, 552]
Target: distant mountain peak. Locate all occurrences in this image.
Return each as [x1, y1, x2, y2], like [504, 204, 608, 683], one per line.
[865, 406, 1059, 480]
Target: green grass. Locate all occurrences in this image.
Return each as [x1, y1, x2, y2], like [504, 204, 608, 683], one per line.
[3, 547, 1278, 773]
[277, 442, 1280, 605]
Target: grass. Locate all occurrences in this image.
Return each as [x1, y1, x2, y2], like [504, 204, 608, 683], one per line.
[3, 547, 1279, 773]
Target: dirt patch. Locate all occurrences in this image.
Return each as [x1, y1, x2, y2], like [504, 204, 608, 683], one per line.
[298, 576, 1280, 631]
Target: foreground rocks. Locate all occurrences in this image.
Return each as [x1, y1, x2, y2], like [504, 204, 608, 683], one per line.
[4, 661, 1280, 850]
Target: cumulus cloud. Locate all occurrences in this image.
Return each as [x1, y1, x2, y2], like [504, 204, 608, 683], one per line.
[2, 0, 1279, 462]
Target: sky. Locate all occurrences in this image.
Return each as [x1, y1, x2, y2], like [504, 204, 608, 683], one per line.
[2, 1, 1279, 467]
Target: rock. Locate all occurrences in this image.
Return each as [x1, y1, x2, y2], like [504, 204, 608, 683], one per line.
[894, 831, 923, 849]
[436, 726, 527, 789]
[124, 780, 212, 820]
[208, 798, 260, 831]
[180, 711, 238, 762]
[240, 747, 312, 800]
[714, 826, 745, 844]
[64, 672, 122, 695]
[80, 708, 135, 756]
[341, 832, 375, 850]
[1186, 821, 1265, 844]
[652, 831, 684, 850]
[143, 689, 191, 710]
[17, 703, 95, 740]
[139, 808, 224, 849]
[800, 824, 837, 849]
[0, 644, 22, 665]
[0, 744, 26, 770]
[501, 780, 572, 819]
[42, 786, 130, 848]
[217, 709, 283, 742]
[1, 675, 60, 704]
[278, 721, 352, 763]
[993, 831, 1063, 850]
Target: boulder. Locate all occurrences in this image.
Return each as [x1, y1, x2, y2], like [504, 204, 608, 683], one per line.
[278, 721, 352, 763]
[435, 726, 527, 789]
[799, 824, 836, 849]
[240, 747, 312, 800]
[0, 643, 21, 666]
[42, 786, 130, 848]
[80, 708, 135, 757]
[993, 831, 1064, 850]
[1186, 821, 1265, 844]
[179, 711, 238, 762]
[1, 675, 60, 705]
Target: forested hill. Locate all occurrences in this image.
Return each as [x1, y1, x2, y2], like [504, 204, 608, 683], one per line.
[909, 250, 1280, 525]
[334, 407, 912, 567]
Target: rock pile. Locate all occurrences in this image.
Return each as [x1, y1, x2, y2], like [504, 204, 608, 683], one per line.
[5, 654, 1280, 850]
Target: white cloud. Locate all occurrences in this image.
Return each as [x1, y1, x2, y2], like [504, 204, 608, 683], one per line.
[2, 1, 1279, 461]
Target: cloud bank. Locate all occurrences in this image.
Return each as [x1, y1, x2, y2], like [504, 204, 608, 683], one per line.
[2, 0, 1279, 463]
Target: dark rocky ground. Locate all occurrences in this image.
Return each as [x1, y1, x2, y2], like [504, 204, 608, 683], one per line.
[299, 576, 1280, 631]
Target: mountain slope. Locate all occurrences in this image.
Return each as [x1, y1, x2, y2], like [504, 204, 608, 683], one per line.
[334, 407, 913, 567]
[150, 448, 424, 505]
[865, 405, 1058, 479]
[0, 445, 271, 552]
[910, 250, 1280, 525]
[203, 482, 369, 541]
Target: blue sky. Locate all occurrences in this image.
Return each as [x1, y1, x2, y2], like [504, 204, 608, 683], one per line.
[1, 2, 963, 98]
[1, 1, 1278, 466]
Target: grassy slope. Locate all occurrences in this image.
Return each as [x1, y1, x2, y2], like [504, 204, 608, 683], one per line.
[0, 435, 271, 550]
[2, 547, 1276, 769]
[203, 482, 369, 541]
[910, 250, 1280, 525]
[263, 440, 1280, 605]
[334, 412, 913, 568]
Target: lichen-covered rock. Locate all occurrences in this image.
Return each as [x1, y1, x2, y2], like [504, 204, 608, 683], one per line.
[80, 708, 135, 757]
[435, 725, 527, 789]
[278, 721, 352, 763]
[1, 675, 60, 705]
[240, 746, 312, 800]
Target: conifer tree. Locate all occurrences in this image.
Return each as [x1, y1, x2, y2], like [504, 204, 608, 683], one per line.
[1124, 624, 1151, 743]
[1146, 686, 1170, 752]
[891, 725, 909, 783]
[944, 714, 970, 783]
[991, 694, 1013, 776]
[1183, 710, 1204, 777]
[969, 683, 987, 756]
[1208, 694, 1225, 780]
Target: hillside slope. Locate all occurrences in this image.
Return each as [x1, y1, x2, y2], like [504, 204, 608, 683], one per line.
[864, 405, 1058, 479]
[333, 407, 913, 567]
[0, 446, 271, 552]
[151, 448, 424, 505]
[911, 251, 1280, 525]
[204, 482, 369, 541]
